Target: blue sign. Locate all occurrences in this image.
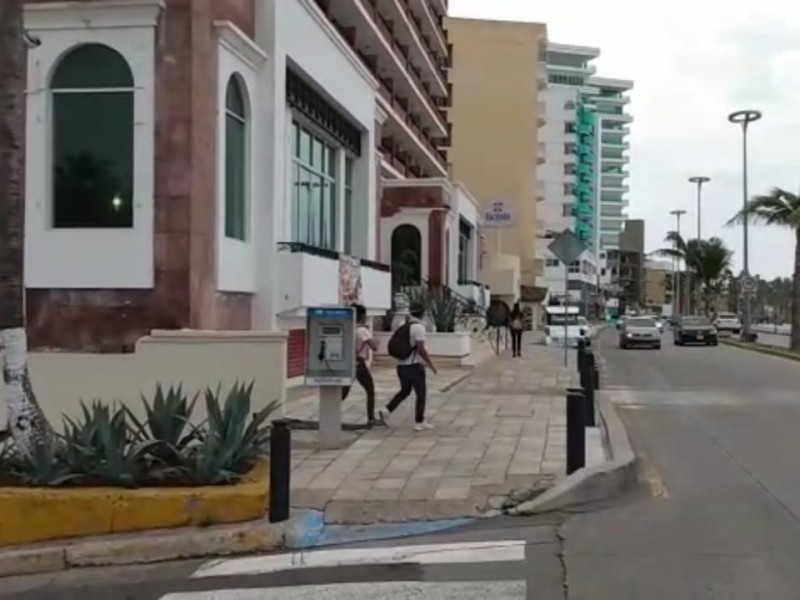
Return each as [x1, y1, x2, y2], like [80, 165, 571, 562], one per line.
[307, 307, 353, 319]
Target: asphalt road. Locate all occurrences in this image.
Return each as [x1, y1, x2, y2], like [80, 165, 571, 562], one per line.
[7, 329, 800, 598]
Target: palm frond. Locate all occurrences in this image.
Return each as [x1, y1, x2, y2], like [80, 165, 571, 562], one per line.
[727, 187, 800, 228]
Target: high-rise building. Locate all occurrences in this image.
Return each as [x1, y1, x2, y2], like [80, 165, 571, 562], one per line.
[538, 43, 601, 307]
[446, 17, 548, 317]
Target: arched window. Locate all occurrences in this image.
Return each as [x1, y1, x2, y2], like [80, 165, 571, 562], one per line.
[225, 75, 248, 241]
[51, 44, 134, 228]
[391, 224, 422, 288]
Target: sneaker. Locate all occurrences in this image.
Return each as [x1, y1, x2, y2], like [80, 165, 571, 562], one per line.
[378, 408, 392, 427]
[413, 421, 434, 432]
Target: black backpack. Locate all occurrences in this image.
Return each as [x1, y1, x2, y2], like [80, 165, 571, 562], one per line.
[387, 322, 414, 360]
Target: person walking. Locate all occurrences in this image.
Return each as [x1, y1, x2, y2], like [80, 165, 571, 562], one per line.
[509, 302, 524, 358]
[341, 304, 380, 427]
[380, 302, 437, 431]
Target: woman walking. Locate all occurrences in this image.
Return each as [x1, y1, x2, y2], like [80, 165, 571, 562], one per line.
[342, 304, 380, 426]
[509, 302, 524, 358]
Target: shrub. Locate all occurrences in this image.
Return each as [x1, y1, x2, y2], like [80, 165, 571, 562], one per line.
[0, 381, 277, 488]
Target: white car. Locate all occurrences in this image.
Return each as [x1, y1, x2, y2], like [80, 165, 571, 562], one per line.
[714, 312, 741, 335]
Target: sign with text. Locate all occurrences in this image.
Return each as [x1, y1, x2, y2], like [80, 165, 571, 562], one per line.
[483, 201, 513, 228]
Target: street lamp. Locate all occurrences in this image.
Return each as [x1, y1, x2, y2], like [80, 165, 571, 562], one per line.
[688, 176, 711, 240]
[670, 209, 686, 315]
[728, 109, 762, 341]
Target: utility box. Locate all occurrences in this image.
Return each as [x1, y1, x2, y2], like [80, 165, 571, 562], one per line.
[305, 306, 356, 386]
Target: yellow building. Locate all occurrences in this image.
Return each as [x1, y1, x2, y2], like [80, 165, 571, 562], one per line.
[446, 17, 548, 312]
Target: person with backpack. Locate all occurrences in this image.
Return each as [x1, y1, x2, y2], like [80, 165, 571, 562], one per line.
[509, 302, 524, 358]
[341, 304, 380, 426]
[379, 302, 437, 431]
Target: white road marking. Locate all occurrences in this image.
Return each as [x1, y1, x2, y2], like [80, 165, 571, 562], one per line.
[191, 540, 526, 579]
[162, 581, 526, 599]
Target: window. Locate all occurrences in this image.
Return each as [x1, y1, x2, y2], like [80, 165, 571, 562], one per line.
[564, 143, 576, 154]
[225, 76, 248, 240]
[564, 122, 576, 134]
[343, 157, 354, 254]
[563, 183, 575, 196]
[545, 258, 560, 267]
[568, 260, 580, 274]
[291, 122, 337, 250]
[562, 204, 574, 217]
[564, 100, 576, 110]
[458, 220, 471, 281]
[564, 164, 576, 175]
[51, 44, 134, 228]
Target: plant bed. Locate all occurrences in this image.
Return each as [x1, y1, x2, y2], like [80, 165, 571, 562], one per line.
[0, 382, 278, 546]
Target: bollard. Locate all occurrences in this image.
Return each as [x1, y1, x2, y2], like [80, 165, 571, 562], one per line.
[583, 352, 596, 427]
[576, 338, 586, 373]
[593, 363, 600, 391]
[566, 388, 586, 475]
[269, 419, 291, 523]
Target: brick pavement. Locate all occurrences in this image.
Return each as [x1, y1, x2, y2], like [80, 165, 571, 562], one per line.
[286, 339, 602, 524]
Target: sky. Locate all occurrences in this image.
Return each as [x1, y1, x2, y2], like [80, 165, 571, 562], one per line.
[449, 0, 800, 280]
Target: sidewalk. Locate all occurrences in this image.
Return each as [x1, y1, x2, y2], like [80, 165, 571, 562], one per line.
[286, 338, 602, 524]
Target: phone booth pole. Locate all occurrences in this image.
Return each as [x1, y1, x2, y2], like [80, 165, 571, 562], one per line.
[305, 307, 357, 450]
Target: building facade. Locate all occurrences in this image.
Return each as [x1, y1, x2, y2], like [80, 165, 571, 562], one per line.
[604, 219, 645, 314]
[644, 260, 673, 312]
[446, 17, 547, 315]
[22, 0, 404, 368]
[538, 43, 600, 308]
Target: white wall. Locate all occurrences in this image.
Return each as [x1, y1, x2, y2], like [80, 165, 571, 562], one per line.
[24, 2, 159, 289]
[216, 22, 268, 293]
[255, 0, 380, 330]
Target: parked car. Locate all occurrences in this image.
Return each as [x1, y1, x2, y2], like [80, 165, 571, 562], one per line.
[619, 317, 662, 350]
[673, 315, 718, 346]
[714, 312, 742, 335]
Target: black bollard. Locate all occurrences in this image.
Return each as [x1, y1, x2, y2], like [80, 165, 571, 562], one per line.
[566, 388, 586, 475]
[269, 419, 291, 523]
[593, 363, 601, 391]
[583, 352, 596, 427]
[576, 338, 586, 373]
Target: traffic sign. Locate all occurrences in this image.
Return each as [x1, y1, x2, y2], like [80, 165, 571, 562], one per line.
[483, 201, 513, 228]
[740, 275, 757, 295]
[547, 229, 586, 266]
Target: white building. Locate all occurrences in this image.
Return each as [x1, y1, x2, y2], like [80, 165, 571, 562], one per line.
[21, 0, 392, 370]
[537, 43, 600, 308]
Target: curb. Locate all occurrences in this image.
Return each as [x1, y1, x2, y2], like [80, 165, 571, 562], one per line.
[507, 390, 637, 515]
[721, 338, 800, 362]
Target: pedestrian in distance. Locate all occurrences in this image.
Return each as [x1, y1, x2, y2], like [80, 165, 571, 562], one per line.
[509, 301, 524, 358]
[341, 304, 380, 427]
[379, 302, 437, 431]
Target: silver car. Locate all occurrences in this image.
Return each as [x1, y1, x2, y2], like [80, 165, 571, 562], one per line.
[619, 317, 662, 350]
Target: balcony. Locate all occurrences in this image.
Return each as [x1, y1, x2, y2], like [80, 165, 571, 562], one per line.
[380, 124, 446, 178]
[600, 183, 630, 194]
[456, 280, 491, 309]
[408, 0, 449, 58]
[327, 0, 448, 136]
[385, 0, 448, 95]
[276, 243, 392, 315]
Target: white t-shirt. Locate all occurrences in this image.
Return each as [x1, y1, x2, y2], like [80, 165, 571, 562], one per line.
[355, 325, 373, 365]
[398, 321, 426, 366]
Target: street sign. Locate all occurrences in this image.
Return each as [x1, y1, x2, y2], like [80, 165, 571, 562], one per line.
[740, 275, 757, 296]
[483, 201, 513, 228]
[547, 229, 586, 265]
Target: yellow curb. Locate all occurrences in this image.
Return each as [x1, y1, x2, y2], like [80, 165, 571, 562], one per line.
[0, 460, 268, 547]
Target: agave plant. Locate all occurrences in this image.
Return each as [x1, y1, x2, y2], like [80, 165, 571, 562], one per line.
[184, 381, 278, 485]
[125, 384, 199, 463]
[16, 438, 81, 487]
[425, 287, 460, 332]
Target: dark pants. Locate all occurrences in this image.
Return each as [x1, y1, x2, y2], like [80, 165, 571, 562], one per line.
[386, 363, 427, 424]
[511, 329, 523, 356]
[341, 358, 376, 421]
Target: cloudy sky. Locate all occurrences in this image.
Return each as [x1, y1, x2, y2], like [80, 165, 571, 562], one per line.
[449, 0, 800, 280]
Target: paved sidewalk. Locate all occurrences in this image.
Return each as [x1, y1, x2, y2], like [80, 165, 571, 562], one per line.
[287, 339, 603, 524]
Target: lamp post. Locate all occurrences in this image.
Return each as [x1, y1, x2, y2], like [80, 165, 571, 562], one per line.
[728, 109, 762, 341]
[670, 209, 686, 315]
[688, 176, 711, 240]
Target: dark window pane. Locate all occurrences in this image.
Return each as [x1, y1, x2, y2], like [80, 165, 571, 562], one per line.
[53, 92, 134, 228]
[299, 129, 311, 163]
[344, 188, 353, 254]
[312, 137, 323, 170]
[225, 113, 247, 240]
[51, 44, 134, 89]
[225, 77, 246, 118]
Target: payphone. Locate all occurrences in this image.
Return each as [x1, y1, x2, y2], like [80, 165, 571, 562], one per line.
[305, 307, 356, 448]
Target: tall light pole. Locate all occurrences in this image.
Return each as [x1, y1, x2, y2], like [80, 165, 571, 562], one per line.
[688, 176, 711, 240]
[670, 209, 686, 315]
[728, 109, 762, 341]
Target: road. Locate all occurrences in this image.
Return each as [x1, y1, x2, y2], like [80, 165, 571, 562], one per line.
[7, 329, 800, 598]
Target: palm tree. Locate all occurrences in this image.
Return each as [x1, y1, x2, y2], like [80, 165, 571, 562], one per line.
[0, 0, 56, 457]
[728, 188, 800, 350]
[654, 231, 702, 313]
[692, 237, 734, 313]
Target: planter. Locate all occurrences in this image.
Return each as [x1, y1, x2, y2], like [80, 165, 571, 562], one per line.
[373, 331, 472, 367]
[0, 460, 269, 547]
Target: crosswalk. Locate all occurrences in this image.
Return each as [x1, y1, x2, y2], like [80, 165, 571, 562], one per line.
[159, 540, 530, 599]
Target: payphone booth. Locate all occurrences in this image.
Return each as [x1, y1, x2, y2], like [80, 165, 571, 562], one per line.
[305, 307, 356, 449]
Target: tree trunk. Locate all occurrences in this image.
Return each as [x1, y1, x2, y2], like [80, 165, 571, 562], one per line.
[0, 0, 55, 458]
[791, 228, 800, 351]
